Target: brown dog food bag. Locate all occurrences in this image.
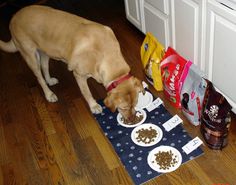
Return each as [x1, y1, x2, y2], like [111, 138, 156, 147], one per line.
[200, 80, 232, 150]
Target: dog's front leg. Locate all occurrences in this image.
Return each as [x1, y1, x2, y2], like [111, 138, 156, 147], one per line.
[40, 51, 59, 86]
[73, 72, 103, 114]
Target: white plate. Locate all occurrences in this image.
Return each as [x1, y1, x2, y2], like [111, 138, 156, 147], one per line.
[117, 109, 147, 128]
[147, 146, 182, 173]
[131, 123, 163, 147]
[136, 91, 153, 110]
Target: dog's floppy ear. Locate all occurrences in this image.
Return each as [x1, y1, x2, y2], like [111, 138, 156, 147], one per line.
[133, 77, 145, 95]
[104, 92, 117, 112]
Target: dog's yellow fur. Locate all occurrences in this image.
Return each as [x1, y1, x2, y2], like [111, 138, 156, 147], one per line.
[0, 5, 144, 120]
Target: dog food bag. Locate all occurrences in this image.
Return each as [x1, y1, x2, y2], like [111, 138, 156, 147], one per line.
[160, 47, 189, 108]
[140, 32, 165, 91]
[180, 63, 207, 126]
[200, 80, 232, 150]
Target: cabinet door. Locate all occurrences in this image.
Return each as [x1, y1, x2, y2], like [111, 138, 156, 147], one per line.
[171, 0, 204, 67]
[145, 0, 169, 14]
[205, 0, 236, 112]
[144, 0, 170, 47]
[124, 0, 144, 32]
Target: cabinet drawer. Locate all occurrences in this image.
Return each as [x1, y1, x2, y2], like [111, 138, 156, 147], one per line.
[145, 0, 169, 14]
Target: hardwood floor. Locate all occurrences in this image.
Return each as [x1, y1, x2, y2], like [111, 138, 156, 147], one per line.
[0, 1, 236, 185]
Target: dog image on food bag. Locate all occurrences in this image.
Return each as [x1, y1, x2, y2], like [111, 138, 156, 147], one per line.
[0, 5, 145, 122]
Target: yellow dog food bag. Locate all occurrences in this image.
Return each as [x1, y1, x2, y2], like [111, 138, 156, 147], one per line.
[140, 32, 165, 91]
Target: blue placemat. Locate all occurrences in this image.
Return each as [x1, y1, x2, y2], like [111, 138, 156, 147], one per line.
[94, 94, 204, 185]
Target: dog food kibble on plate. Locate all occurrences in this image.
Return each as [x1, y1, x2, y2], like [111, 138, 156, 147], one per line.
[136, 126, 158, 144]
[152, 150, 178, 170]
[121, 111, 143, 125]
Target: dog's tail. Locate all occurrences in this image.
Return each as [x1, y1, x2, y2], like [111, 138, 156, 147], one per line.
[0, 39, 18, 53]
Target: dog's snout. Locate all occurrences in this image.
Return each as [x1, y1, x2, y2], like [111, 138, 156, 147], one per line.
[128, 114, 136, 123]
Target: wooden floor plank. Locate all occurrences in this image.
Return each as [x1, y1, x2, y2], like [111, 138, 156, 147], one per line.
[146, 174, 172, 185]
[30, 87, 56, 136]
[3, 112, 42, 185]
[0, 166, 3, 185]
[72, 137, 116, 185]
[73, 98, 121, 170]
[32, 87, 87, 185]
[47, 133, 85, 185]
[1, 163, 18, 185]
[195, 150, 232, 183]
[0, 80, 45, 184]
[164, 166, 199, 185]
[68, 104, 91, 140]
[186, 160, 213, 185]
[0, 116, 9, 165]
[111, 167, 133, 185]
[46, 102, 77, 157]
[2, 81, 64, 185]
[0, 0, 236, 184]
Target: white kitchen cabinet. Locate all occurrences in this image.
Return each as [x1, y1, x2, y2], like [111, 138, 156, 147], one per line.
[170, 0, 205, 68]
[124, 0, 236, 112]
[143, 0, 171, 47]
[205, 0, 236, 112]
[124, 0, 144, 32]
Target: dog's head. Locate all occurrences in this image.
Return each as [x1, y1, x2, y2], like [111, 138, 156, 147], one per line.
[104, 76, 145, 123]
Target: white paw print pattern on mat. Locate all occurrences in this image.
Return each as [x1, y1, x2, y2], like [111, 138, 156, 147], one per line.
[154, 111, 159, 115]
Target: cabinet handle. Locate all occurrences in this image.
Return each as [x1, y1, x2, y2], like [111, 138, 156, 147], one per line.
[219, 2, 235, 11]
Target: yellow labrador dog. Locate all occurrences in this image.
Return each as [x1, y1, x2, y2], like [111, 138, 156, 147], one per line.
[0, 5, 144, 122]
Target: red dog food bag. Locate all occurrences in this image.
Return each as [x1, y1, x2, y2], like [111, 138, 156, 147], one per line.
[200, 80, 232, 150]
[160, 47, 189, 108]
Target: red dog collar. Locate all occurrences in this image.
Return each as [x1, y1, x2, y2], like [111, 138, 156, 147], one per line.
[106, 74, 132, 92]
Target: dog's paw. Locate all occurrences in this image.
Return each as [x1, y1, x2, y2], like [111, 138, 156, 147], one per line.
[91, 104, 103, 114]
[47, 77, 59, 86]
[46, 92, 58, 102]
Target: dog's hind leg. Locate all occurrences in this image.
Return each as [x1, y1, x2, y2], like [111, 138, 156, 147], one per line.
[19, 47, 58, 102]
[39, 51, 59, 86]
